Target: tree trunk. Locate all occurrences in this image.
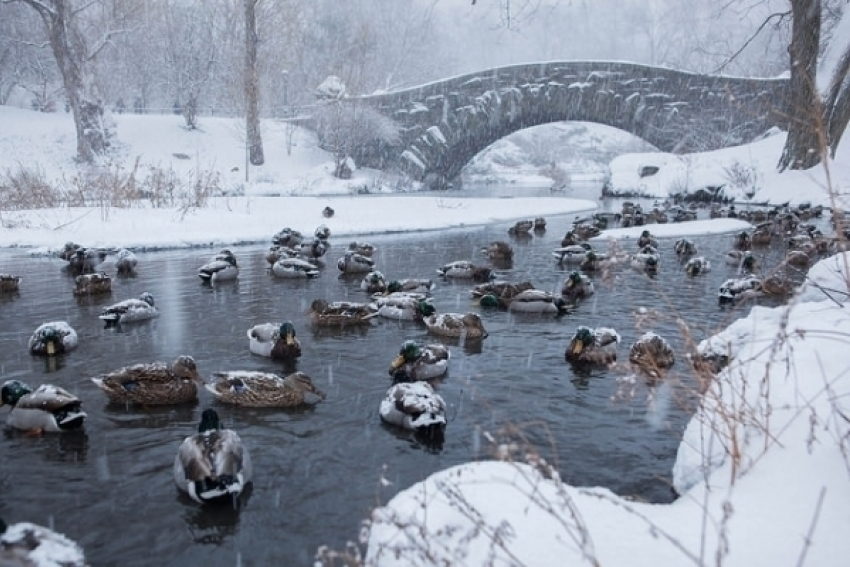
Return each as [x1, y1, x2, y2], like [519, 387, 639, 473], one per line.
[22, 0, 109, 163]
[778, 0, 823, 171]
[245, 0, 264, 166]
[824, 44, 850, 155]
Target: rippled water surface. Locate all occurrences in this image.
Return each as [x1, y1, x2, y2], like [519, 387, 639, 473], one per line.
[0, 201, 809, 566]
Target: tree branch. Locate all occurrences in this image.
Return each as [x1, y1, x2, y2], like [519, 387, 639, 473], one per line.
[713, 10, 791, 74]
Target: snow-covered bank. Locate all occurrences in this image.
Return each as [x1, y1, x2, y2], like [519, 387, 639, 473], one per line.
[0, 195, 597, 252]
[365, 253, 850, 566]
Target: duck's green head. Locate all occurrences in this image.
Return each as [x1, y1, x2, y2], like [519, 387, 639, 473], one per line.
[1, 380, 33, 407]
[646, 256, 658, 267]
[479, 294, 499, 308]
[279, 321, 297, 344]
[585, 251, 597, 261]
[417, 300, 436, 317]
[140, 292, 155, 307]
[565, 271, 582, 288]
[571, 327, 595, 355]
[396, 341, 421, 364]
[742, 253, 756, 271]
[368, 271, 384, 284]
[387, 281, 403, 294]
[198, 409, 221, 433]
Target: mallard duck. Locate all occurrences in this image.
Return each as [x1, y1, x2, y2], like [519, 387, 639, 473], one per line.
[247, 321, 301, 361]
[573, 224, 601, 240]
[113, 248, 138, 274]
[751, 226, 772, 246]
[507, 219, 533, 235]
[66, 247, 107, 275]
[561, 271, 595, 301]
[206, 371, 325, 407]
[760, 274, 794, 297]
[388, 340, 450, 381]
[348, 241, 375, 257]
[90, 355, 202, 406]
[638, 230, 658, 249]
[470, 280, 535, 307]
[505, 289, 567, 314]
[198, 250, 239, 283]
[424, 312, 488, 340]
[271, 257, 319, 278]
[674, 238, 697, 257]
[685, 256, 711, 276]
[0, 518, 88, 566]
[725, 250, 759, 273]
[99, 292, 158, 326]
[533, 217, 547, 231]
[380, 373, 446, 447]
[481, 241, 513, 260]
[560, 230, 581, 247]
[265, 244, 298, 265]
[385, 278, 435, 294]
[565, 326, 620, 365]
[552, 243, 592, 264]
[58, 241, 82, 262]
[173, 408, 252, 504]
[73, 271, 112, 296]
[734, 230, 752, 251]
[629, 332, 675, 375]
[1, 380, 87, 433]
[0, 273, 21, 293]
[371, 293, 436, 321]
[322, 206, 335, 218]
[436, 261, 494, 281]
[309, 299, 377, 327]
[337, 251, 374, 274]
[361, 270, 387, 293]
[272, 227, 304, 247]
[28, 321, 78, 356]
[298, 238, 328, 260]
[718, 276, 763, 303]
[785, 249, 811, 267]
[579, 250, 607, 272]
[314, 226, 330, 243]
[630, 246, 660, 275]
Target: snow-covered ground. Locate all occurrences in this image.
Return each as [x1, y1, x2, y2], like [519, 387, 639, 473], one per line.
[2, 104, 850, 566]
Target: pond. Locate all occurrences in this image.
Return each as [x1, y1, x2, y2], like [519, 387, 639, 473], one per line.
[0, 200, 811, 566]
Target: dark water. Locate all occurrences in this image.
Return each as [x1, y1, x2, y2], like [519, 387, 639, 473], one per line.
[0, 203, 808, 566]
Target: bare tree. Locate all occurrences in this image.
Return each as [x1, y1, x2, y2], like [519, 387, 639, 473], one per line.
[7, 0, 114, 162]
[245, 0, 264, 165]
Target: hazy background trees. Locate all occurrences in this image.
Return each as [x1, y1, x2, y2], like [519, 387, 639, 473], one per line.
[0, 0, 847, 168]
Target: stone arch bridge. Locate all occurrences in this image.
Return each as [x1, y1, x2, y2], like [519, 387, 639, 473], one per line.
[320, 61, 789, 188]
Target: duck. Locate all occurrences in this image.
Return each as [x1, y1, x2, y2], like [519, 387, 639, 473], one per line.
[751, 226, 772, 246]
[90, 355, 203, 406]
[314, 224, 331, 242]
[470, 280, 535, 308]
[725, 250, 759, 274]
[99, 292, 159, 326]
[560, 230, 582, 247]
[1, 380, 87, 434]
[66, 247, 107, 275]
[0, 273, 21, 293]
[629, 332, 675, 375]
[380, 371, 446, 447]
[337, 251, 375, 274]
[72, 271, 112, 296]
[718, 276, 763, 303]
[785, 249, 811, 267]
[573, 224, 601, 240]
[561, 271, 595, 301]
[734, 230, 752, 251]
[384, 278, 435, 294]
[309, 298, 377, 327]
[565, 326, 620, 365]
[113, 248, 138, 274]
[685, 256, 711, 276]
[198, 249, 239, 283]
[0, 518, 88, 566]
[348, 241, 375, 257]
[436, 261, 494, 281]
[388, 340, 450, 381]
[28, 321, 78, 356]
[173, 408, 252, 504]
[552, 243, 593, 264]
[481, 241, 513, 261]
[630, 246, 660, 275]
[533, 217, 547, 231]
[361, 270, 388, 293]
[579, 250, 606, 272]
[322, 206, 335, 218]
[507, 219, 533, 235]
[637, 230, 658, 249]
[298, 238, 329, 260]
[504, 289, 568, 314]
[760, 273, 794, 297]
[205, 371, 325, 407]
[247, 321, 301, 361]
[265, 244, 298, 266]
[371, 292, 436, 321]
[272, 227, 304, 247]
[271, 257, 319, 278]
[674, 237, 697, 257]
[424, 312, 488, 340]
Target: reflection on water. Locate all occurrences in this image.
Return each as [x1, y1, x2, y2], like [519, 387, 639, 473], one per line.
[0, 199, 815, 566]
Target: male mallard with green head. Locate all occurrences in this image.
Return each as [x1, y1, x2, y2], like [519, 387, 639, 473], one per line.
[388, 340, 450, 381]
[371, 293, 436, 321]
[90, 355, 203, 406]
[173, 408, 252, 504]
[247, 321, 302, 361]
[1, 380, 87, 434]
[565, 326, 620, 365]
[28, 321, 78, 356]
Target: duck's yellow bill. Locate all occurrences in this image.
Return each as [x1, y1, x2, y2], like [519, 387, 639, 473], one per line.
[285, 333, 295, 345]
[572, 342, 583, 355]
[46, 342, 56, 355]
[390, 355, 405, 369]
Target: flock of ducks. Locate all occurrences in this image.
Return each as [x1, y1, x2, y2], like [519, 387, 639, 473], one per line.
[1, 201, 846, 564]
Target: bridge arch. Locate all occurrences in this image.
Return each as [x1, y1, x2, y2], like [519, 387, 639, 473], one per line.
[334, 61, 788, 188]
